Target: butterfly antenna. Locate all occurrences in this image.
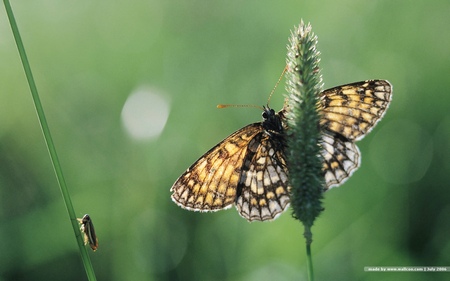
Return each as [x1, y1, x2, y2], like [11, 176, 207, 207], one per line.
[267, 65, 288, 106]
[217, 103, 264, 110]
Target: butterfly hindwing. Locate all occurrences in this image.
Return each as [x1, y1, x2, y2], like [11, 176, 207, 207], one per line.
[236, 132, 290, 221]
[321, 131, 361, 190]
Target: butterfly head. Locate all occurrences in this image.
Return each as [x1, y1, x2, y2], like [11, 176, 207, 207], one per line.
[262, 106, 285, 136]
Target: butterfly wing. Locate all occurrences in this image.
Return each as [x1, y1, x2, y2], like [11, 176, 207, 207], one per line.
[235, 133, 290, 221]
[170, 123, 263, 212]
[319, 80, 392, 141]
[319, 80, 391, 188]
[321, 131, 361, 190]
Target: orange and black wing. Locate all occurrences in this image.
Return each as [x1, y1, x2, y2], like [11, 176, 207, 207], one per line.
[319, 80, 392, 189]
[171, 123, 264, 212]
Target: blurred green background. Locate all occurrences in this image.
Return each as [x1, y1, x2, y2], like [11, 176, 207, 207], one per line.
[1, 1, 449, 280]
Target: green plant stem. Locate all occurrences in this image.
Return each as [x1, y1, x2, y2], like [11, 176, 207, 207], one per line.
[305, 226, 314, 281]
[285, 21, 324, 281]
[3, 1, 96, 280]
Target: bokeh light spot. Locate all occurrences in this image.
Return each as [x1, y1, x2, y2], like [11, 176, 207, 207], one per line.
[121, 86, 170, 140]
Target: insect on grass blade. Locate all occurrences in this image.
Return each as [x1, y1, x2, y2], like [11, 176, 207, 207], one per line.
[77, 214, 99, 251]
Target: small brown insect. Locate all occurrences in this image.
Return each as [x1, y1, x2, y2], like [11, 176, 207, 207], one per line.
[78, 214, 98, 251]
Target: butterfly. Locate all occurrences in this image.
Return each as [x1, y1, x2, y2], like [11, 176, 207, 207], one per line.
[170, 80, 392, 221]
[78, 214, 99, 251]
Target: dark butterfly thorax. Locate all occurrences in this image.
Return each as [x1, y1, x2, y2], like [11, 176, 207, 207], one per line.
[261, 106, 285, 136]
[261, 106, 288, 152]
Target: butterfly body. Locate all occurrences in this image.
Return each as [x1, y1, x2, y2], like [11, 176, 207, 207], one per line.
[171, 80, 392, 222]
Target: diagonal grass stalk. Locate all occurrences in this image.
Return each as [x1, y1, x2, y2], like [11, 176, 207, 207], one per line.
[3, 1, 97, 280]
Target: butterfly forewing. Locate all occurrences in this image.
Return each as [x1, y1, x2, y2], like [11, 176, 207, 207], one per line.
[171, 123, 264, 212]
[319, 80, 392, 141]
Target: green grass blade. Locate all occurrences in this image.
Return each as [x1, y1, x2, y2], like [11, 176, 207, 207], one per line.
[3, 1, 97, 280]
